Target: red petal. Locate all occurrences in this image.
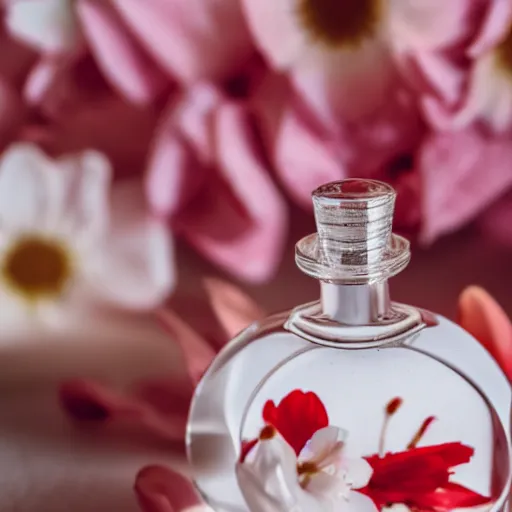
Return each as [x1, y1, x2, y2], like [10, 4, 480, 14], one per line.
[415, 482, 492, 511]
[135, 465, 204, 512]
[262, 390, 328, 455]
[59, 378, 190, 440]
[240, 438, 259, 463]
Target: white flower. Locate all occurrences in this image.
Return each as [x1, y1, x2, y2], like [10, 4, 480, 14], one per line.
[0, 143, 174, 337]
[236, 426, 373, 512]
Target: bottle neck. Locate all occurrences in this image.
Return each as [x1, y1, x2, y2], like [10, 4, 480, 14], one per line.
[320, 281, 391, 325]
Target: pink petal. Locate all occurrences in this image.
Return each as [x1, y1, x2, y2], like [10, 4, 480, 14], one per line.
[398, 51, 465, 106]
[389, 0, 475, 51]
[76, 0, 167, 104]
[274, 101, 345, 209]
[157, 308, 216, 385]
[59, 378, 190, 440]
[135, 466, 206, 512]
[177, 101, 288, 283]
[241, 0, 307, 69]
[145, 85, 221, 216]
[111, 0, 254, 83]
[418, 128, 512, 243]
[203, 277, 264, 339]
[458, 286, 512, 381]
[145, 129, 198, 217]
[469, 0, 512, 57]
[293, 41, 395, 124]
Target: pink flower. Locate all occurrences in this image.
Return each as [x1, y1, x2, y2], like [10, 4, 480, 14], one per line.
[251, 72, 423, 210]
[242, 0, 474, 125]
[59, 278, 264, 441]
[5, 0, 255, 105]
[0, 143, 174, 336]
[146, 82, 289, 283]
[425, 0, 512, 132]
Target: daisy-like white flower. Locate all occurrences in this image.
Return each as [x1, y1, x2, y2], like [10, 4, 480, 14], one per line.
[242, 0, 473, 122]
[0, 143, 174, 336]
[236, 390, 373, 511]
[237, 426, 373, 512]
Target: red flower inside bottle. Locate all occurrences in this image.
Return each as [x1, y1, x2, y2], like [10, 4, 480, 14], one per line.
[237, 391, 493, 512]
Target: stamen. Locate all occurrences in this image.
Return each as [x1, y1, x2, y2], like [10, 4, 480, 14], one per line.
[379, 397, 403, 456]
[407, 416, 436, 450]
[297, 0, 382, 49]
[259, 425, 277, 440]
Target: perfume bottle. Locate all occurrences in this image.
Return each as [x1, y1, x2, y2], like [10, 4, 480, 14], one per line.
[187, 179, 511, 512]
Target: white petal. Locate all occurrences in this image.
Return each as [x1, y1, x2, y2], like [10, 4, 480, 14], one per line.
[301, 426, 346, 463]
[54, 150, 111, 244]
[342, 458, 374, 489]
[0, 143, 55, 233]
[5, 0, 80, 52]
[82, 180, 175, 310]
[306, 471, 351, 505]
[236, 435, 300, 511]
[242, 0, 309, 69]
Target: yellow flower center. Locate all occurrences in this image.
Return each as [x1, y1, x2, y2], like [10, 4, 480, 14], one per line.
[1, 236, 73, 301]
[496, 26, 512, 74]
[297, 0, 382, 48]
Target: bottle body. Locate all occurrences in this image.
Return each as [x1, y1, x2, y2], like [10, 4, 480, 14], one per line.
[186, 302, 511, 512]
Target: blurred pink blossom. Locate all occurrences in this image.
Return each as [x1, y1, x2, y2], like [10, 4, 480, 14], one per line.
[146, 81, 289, 283]
[252, 72, 424, 210]
[59, 278, 264, 441]
[0, 143, 174, 337]
[425, 0, 512, 132]
[242, 0, 478, 125]
[4, 0, 255, 105]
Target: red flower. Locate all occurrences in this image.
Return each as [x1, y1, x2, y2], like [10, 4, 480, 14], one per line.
[360, 442, 492, 511]
[262, 390, 328, 455]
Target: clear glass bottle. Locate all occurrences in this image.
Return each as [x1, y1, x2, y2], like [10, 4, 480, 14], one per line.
[186, 179, 511, 512]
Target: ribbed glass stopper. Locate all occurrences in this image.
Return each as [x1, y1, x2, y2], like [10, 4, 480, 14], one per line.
[296, 179, 410, 283]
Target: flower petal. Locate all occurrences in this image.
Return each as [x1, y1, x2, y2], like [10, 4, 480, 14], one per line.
[5, 0, 80, 53]
[236, 435, 311, 511]
[293, 40, 395, 124]
[85, 180, 174, 310]
[388, 0, 473, 51]
[59, 377, 190, 440]
[0, 143, 54, 232]
[111, 0, 254, 83]
[158, 308, 216, 385]
[418, 128, 512, 243]
[469, 0, 512, 57]
[242, 0, 307, 69]
[76, 0, 166, 104]
[274, 101, 345, 209]
[301, 426, 345, 463]
[145, 85, 220, 216]
[480, 192, 512, 247]
[203, 277, 265, 339]
[53, 149, 111, 243]
[176, 101, 288, 283]
[458, 286, 512, 381]
[135, 466, 207, 512]
[263, 390, 329, 455]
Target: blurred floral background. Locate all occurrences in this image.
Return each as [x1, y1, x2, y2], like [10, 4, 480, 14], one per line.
[0, 1, 511, 511]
